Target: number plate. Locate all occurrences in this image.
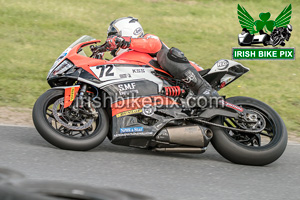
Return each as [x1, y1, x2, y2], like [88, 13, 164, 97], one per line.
[90, 64, 117, 81]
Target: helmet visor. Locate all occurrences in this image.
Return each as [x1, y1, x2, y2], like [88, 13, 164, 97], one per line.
[107, 26, 120, 37]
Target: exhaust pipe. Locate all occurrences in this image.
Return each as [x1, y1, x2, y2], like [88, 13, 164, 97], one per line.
[155, 125, 213, 148]
[154, 147, 206, 153]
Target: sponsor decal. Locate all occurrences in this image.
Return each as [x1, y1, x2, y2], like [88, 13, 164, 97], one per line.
[115, 131, 153, 137]
[234, 4, 295, 60]
[118, 83, 136, 91]
[70, 87, 75, 101]
[118, 82, 139, 96]
[219, 100, 244, 112]
[111, 96, 178, 117]
[120, 127, 144, 133]
[52, 48, 71, 68]
[132, 69, 145, 73]
[182, 70, 196, 84]
[64, 86, 80, 108]
[133, 27, 143, 35]
[142, 104, 156, 116]
[116, 127, 153, 137]
[119, 73, 131, 78]
[116, 109, 142, 118]
[216, 60, 229, 70]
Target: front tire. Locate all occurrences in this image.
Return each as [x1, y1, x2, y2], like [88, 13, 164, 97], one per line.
[32, 89, 109, 151]
[210, 96, 287, 166]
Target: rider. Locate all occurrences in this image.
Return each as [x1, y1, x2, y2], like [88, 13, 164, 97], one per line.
[271, 24, 292, 46]
[105, 17, 219, 103]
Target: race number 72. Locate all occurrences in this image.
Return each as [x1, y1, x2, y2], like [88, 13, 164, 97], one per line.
[90, 64, 115, 79]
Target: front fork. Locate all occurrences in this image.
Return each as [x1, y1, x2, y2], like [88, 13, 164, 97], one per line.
[64, 84, 98, 118]
[77, 84, 87, 108]
[63, 84, 87, 108]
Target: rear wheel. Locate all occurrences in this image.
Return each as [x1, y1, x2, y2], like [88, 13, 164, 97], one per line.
[210, 96, 287, 166]
[32, 89, 109, 151]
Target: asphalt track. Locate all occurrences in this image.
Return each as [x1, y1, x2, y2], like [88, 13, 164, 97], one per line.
[0, 125, 299, 200]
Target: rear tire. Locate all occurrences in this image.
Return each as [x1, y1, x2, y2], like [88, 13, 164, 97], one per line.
[210, 96, 287, 166]
[32, 89, 109, 151]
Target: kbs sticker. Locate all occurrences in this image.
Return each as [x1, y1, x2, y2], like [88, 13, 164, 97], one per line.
[132, 69, 145, 73]
[116, 109, 142, 118]
[120, 127, 144, 133]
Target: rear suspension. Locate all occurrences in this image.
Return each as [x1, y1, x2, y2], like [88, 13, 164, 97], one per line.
[162, 86, 185, 96]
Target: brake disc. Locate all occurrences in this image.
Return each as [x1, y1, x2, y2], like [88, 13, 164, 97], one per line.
[237, 109, 266, 132]
[52, 97, 94, 131]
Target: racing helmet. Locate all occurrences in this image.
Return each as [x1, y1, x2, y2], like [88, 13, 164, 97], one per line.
[107, 17, 144, 38]
[287, 24, 292, 32]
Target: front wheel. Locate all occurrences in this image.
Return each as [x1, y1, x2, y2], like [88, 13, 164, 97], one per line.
[210, 96, 287, 166]
[32, 89, 109, 151]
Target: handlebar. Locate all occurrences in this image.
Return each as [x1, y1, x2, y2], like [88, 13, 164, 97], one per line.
[89, 37, 123, 58]
[91, 42, 108, 53]
[89, 42, 109, 58]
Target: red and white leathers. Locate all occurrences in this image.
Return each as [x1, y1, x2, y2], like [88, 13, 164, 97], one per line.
[107, 33, 220, 98]
[106, 16, 219, 103]
[111, 34, 203, 72]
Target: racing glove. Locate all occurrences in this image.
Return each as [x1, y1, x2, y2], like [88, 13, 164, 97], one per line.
[106, 36, 131, 51]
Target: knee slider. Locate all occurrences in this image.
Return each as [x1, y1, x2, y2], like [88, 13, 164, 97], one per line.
[167, 47, 189, 63]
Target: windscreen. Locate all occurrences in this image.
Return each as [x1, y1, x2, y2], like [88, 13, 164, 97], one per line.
[47, 35, 96, 78]
[67, 35, 96, 49]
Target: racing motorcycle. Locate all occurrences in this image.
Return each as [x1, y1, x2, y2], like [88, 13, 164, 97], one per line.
[270, 25, 293, 47]
[33, 35, 287, 166]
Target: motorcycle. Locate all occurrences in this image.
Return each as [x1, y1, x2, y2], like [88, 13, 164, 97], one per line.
[270, 26, 292, 47]
[33, 35, 287, 166]
[238, 28, 270, 46]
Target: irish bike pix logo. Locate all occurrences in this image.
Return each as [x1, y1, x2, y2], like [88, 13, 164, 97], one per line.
[233, 4, 295, 60]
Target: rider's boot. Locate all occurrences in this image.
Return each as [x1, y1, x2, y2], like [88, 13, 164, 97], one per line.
[181, 68, 221, 107]
[157, 47, 221, 107]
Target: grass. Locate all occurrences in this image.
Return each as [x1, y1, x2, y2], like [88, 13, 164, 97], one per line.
[0, 0, 299, 134]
